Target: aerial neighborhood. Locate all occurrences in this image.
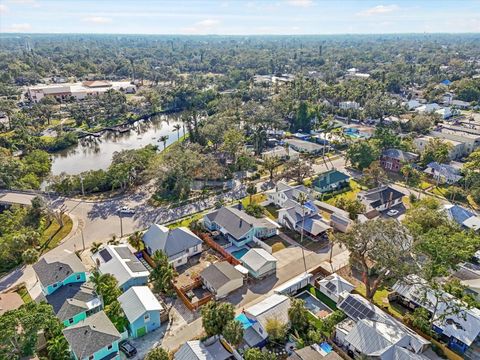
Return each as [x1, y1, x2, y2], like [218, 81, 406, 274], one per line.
[1, 4, 480, 360]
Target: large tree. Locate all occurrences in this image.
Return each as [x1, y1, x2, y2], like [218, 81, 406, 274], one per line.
[334, 219, 414, 299]
[201, 301, 235, 338]
[345, 141, 380, 170]
[149, 250, 176, 295]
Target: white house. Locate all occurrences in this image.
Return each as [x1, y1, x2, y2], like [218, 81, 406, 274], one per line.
[200, 261, 244, 299]
[415, 103, 440, 113]
[357, 186, 405, 216]
[91, 245, 149, 292]
[339, 101, 360, 110]
[424, 162, 463, 184]
[142, 224, 203, 268]
[318, 274, 355, 303]
[406, 99, 421, 110]
[241, 248, 277, 279]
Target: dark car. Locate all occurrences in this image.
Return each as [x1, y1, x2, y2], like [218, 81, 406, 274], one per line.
[119, 340, 137, 358]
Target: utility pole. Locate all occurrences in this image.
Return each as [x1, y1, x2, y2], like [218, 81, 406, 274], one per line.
[119, 215, 123, 238]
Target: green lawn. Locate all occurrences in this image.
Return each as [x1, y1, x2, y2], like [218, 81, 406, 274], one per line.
[167, 211, 206, 229]
[355, 285, 406, 320]
[40, 215, 73, 253]
[241, 193, 267, 207]
[262, 235, 290, 252]
[16, 283, 32, 304]
[306, 284, 337, 310]
[325, 179, 362, 205]
[264, 204, 279, 220]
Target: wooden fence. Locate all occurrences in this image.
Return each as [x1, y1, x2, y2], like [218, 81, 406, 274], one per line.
[173, 278, 213, 311]
[196, 232, 241, 266]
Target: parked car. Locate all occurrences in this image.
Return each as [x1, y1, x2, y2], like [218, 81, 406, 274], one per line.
[118, 206, 135, 215]
[119, 340, 137, 358]
[386, 209, 399, 217]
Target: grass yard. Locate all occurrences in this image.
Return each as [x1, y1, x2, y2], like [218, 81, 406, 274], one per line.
[167, 211, 206, 229]
[306, 284, 337, 310]
[419, 181, 432, 190]
[262, 235, 290, 252]
[16, 283, 32, 304]
[325, 179, 362, 205]
[354, 285, 406, 320]
[40, 214, 73, 253]
[241, 193, 267, 207]
[264, 204, 279, 220]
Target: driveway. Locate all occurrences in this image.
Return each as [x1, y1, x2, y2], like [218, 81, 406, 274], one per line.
[119, 324, 167, 360]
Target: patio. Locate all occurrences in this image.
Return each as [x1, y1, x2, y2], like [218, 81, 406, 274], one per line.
[174, 250, 221, 289]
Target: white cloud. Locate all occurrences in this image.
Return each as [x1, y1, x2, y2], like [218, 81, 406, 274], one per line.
[287, 0, 313, 7]
[8, 0, 40, 8]
[357, 4, 399, 16]
[6, 23, 32, 32]
[183, 18, 221, 34]
[0, 4, 8, 13]
[82, 16, 113, 24]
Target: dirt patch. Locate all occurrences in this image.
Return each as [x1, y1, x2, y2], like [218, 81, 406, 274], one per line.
[174, 250, 221, 288]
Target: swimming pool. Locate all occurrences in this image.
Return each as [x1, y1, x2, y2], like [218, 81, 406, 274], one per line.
[296, 291, 332, 318]
[232, 248, 249, 259]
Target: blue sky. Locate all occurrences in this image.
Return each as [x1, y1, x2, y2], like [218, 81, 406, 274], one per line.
[1, 0, 479, 35]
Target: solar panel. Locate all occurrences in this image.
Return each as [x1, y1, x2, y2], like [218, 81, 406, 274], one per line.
[126, 260, 147, 273]
[340, 295, 375, 320]
[115, 246, 136, 260]
[99, 249, 112, 263]
[326, 282, 337, 292]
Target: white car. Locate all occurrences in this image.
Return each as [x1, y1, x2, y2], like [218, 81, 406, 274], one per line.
[386, 209, 399, 217]
[118, 206, 135, 215]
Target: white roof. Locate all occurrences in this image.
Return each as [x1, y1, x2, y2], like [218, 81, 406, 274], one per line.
[393, 275, 480, 346]
[318, 273, 355, 298]
[241, 248, 277, 272]
[274, 272, 312, 293]
[234, 264, 249, 275]
[245, 294, 290, 328]
[118, 286, 163, 323]
[174, 339, 231, 360]
[91, 245, 149, 288]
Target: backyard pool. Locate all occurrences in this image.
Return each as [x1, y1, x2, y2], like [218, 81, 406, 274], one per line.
[296, 291, 332, 318]
[231, 248, 249, 259]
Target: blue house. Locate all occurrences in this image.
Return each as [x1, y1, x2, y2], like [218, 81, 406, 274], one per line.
[440, 79, 452, 86]
[33, 253, 87, 296]
[312, 169, 350, 193]
[118, 286, 163, 338]
[63, 311, 121, 360]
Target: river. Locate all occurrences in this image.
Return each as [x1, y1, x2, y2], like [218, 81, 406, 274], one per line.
[50, 115, 184, 175]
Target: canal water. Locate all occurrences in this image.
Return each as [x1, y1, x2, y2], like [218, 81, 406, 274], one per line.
[50, 115, 184, 175]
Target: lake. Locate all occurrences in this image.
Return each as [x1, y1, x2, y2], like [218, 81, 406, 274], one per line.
[50, 115, 184, 175]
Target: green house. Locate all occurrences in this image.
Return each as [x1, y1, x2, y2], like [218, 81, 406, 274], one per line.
[313, 169, 350, 193]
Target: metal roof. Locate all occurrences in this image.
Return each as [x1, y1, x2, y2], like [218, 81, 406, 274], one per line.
[118, 286, 163, 323]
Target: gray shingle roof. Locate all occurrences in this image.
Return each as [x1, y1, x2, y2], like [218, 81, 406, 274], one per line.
[174, 339, 232, 360]
[382, 148, 418, 162]
[45, 282, 99, 322]
[359, 186, 405, 209]
[62, 311, 120, 359]
[200, 261, 243, 291]
[241, 248, 277, 272]
[33, 253, 86, 287]
[206, 206, 277, 241]
[143, 224, 202, 259]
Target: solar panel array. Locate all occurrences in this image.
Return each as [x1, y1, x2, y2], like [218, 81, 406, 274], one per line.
[340, 295, 375, 320]
[99, 248, 112, 263]
[126, 260, 148, 273]
[115, 246, 136, 260]
[325, 282, 337, 292]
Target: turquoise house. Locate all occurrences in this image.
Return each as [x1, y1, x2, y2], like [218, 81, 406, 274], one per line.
[46, 282, 102, 327]
[118, 286, 163, 338]
[33, 253, 88, 296]
[63, 311, 121, 360]
[313, 169, 350, 193]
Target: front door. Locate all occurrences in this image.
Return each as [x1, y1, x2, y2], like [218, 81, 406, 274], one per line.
[136, 326, 146, 337]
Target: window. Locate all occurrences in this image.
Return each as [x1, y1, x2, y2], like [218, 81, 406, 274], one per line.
[76, 274, 81, 280]
[53, 283, 58, 288]
[144, 314, 150, 322]
[68, 318, 74, 324]
[258, 327, 263, 334]
[107, 345, 113, 350]
[89, 356, 94, 360]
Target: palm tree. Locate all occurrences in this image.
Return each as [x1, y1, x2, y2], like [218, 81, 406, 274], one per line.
[159, 135, 169, 151]
[108, 235, 119, 245]
[90, 241, 102, 254]
[22, 248, 39, 265]
[246, 183, 257, 204]
[173, 124, 181, 141]
[47, 336, 70, 360]
[128, 231, 143, 252]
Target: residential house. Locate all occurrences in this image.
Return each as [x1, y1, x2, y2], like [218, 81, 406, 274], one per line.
[91, 245, 149, 292]
[357, 186, 405, 217]
[262, 146, 300, 160]
[142, 224, 203, 268]
[452, 262, 480, 301]
[288, 344, 342, 360]
[443, 204, 480, 232]
[203, 205, 279, 248]
[318, 274, 355, 303]
[406, 99, 421, 110]
[339, 101, 360, 110]
[274, 273, 312, 296]
[380, 148, 418, 173]
[63, 311, 121, 360]
[452, 100, 471, 109]
[33, 253, 87, 296]
[315, 201, 353, 233]
[415, 103, 440, 113]
[241, 248, 277, 279]
[45, 282, 102, 327]
[268, 182, 331, 239]
[424, 162, 463, 184]
[200, 261, 244, 299]
[236, 294, 291, 349]
[393, 275, 480, 356]
[335, 293, 430, 359]
[174, 337, 234, 360]
[413, 135, 465, 160]
[435, 107, 457, 119]
[433, 125, 480, 155]
[285, 138, 324, 154]
[312, 169, 350, 193]
[118, 286, 163, 338]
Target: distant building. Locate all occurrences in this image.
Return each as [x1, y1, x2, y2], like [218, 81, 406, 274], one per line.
[424, 162, 463, 184]
[91, 245, 149, 292]
[285, 138, 324, 154]
[380, 148, 418, 173]
[28, 80, 136, 103]
[142, 224, 202, 268]
[312, 169, 350, 193]
[413, 135, 466, 160]
[443, 204, 480, 232]
[339, 101, 360, 110]
[358, 186, 405, 217]
[415, 103, 440, 113]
